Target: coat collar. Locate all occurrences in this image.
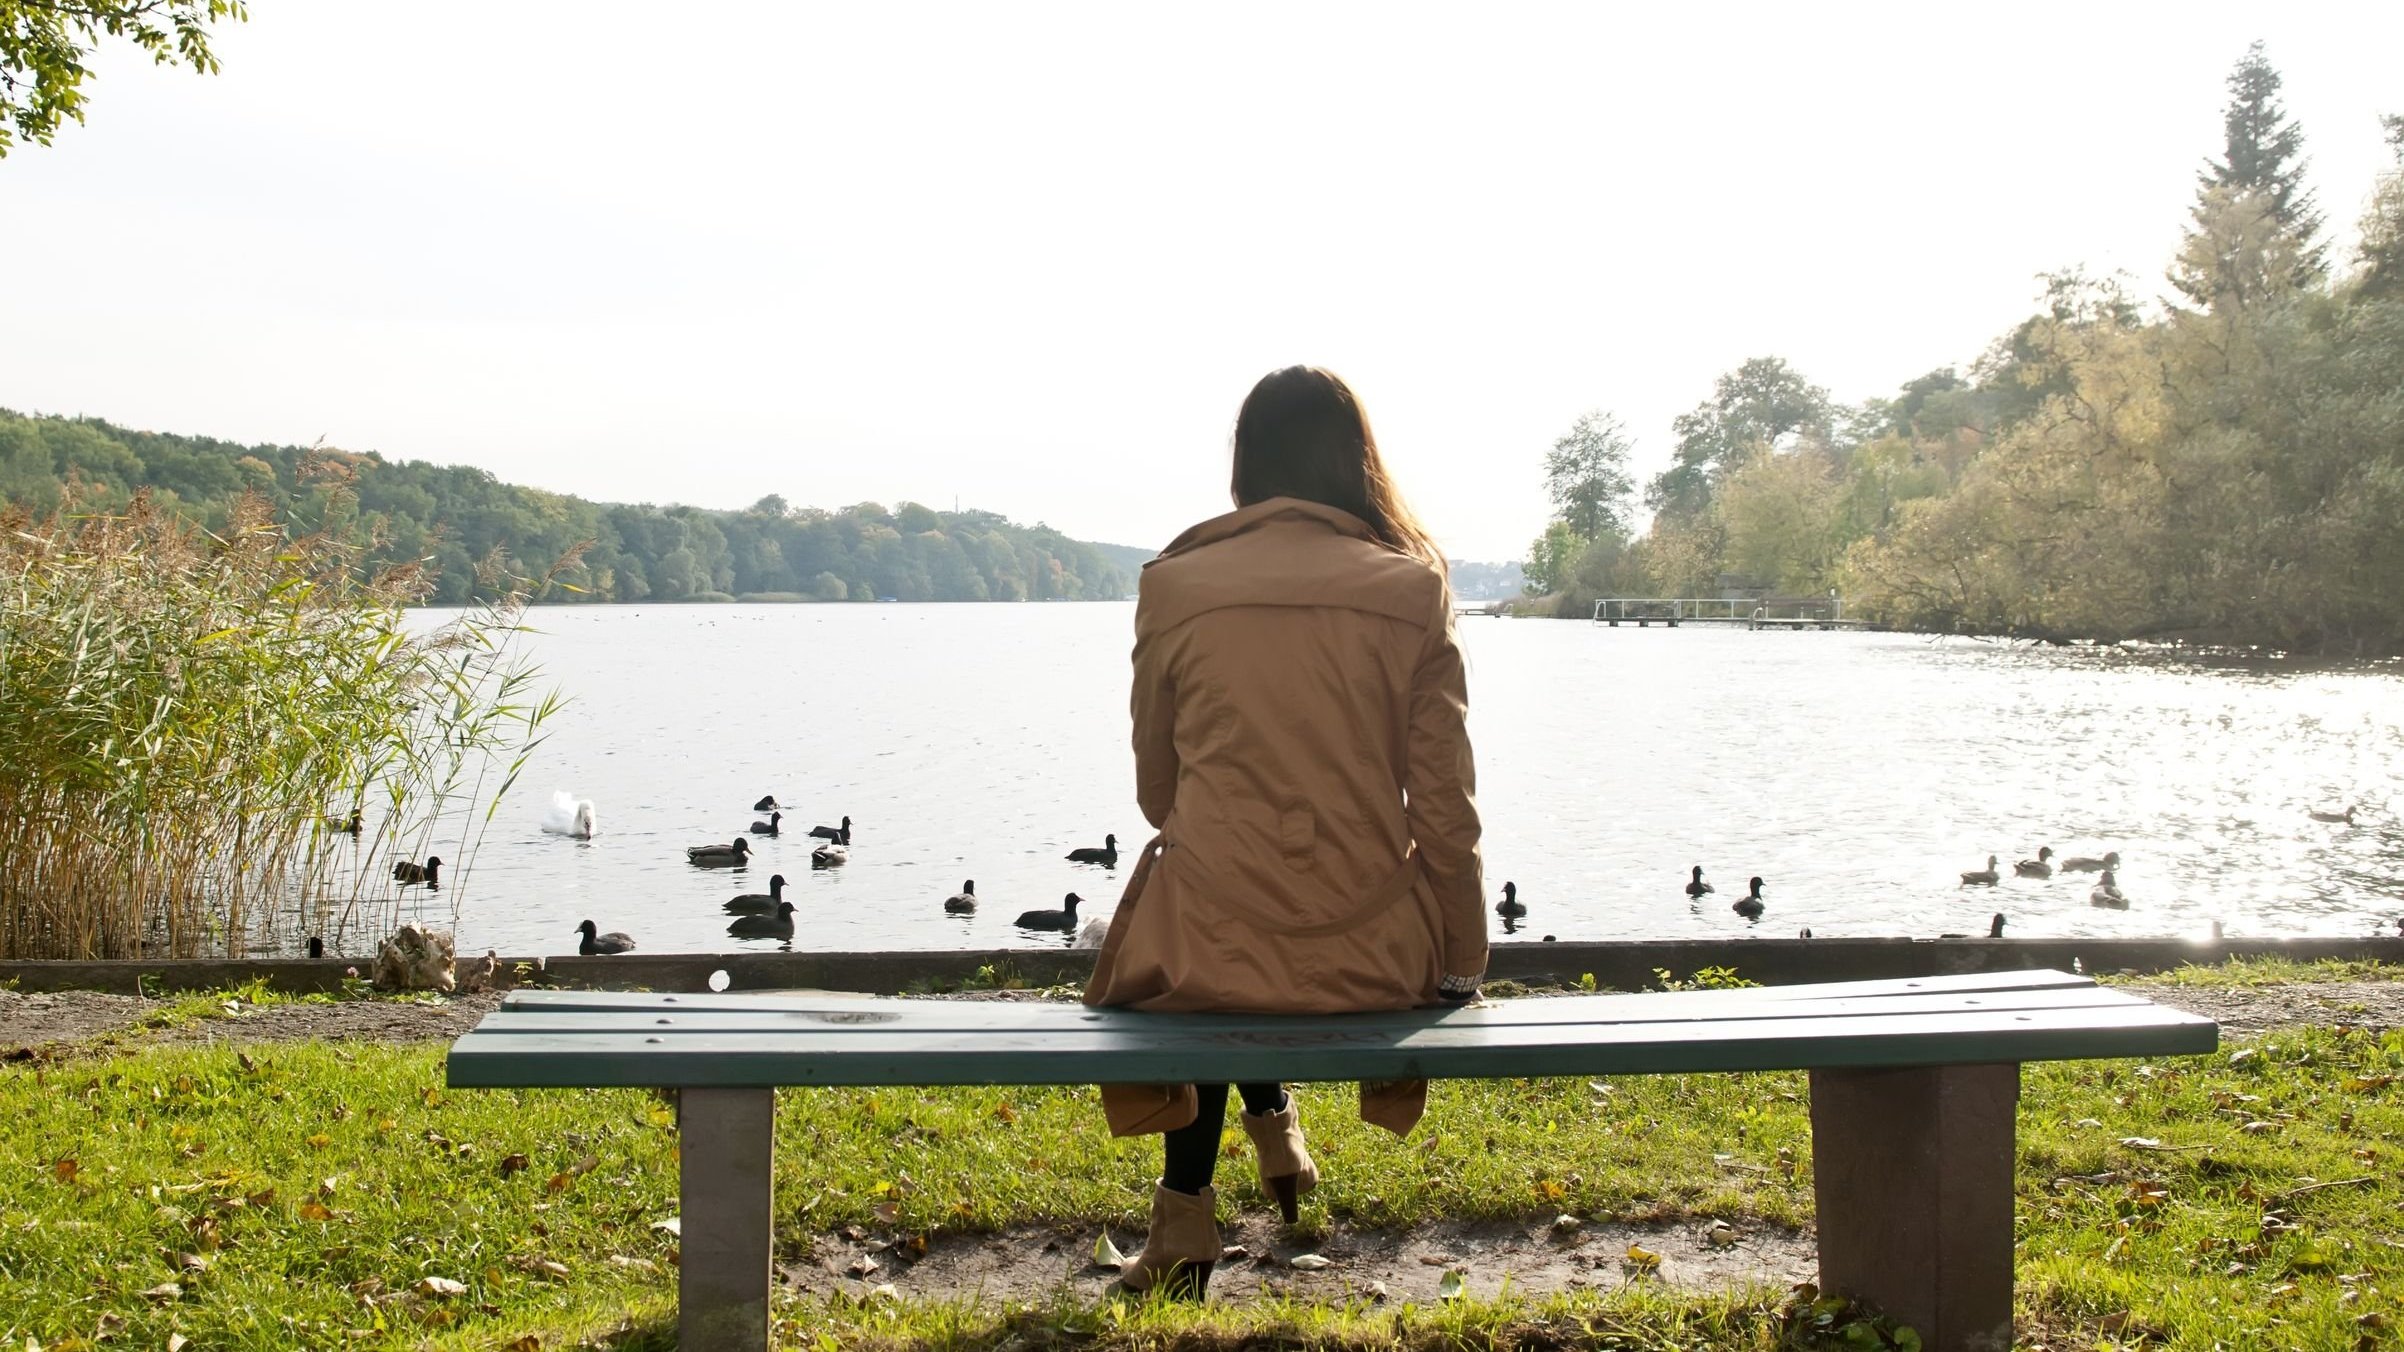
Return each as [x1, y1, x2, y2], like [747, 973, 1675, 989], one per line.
[1153, 497, 1382, 563]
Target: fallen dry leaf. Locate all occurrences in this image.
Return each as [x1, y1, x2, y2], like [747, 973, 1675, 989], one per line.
[298, 1202, 335, 1222]
[53, 1158, 78, 1183]
[499, 1153, 530, 1177]
[141, 1282, 182, 1303]
[167, 1335, 189, 1352]
[1624, 1242, 1662, 1273]
[413, 1276, 466, 1298]
[1706, 1221, 1739, 1248]
[1093, 1231, 1125, 1269]
[848, 1255, 880, 1278]
[503, 1338, 541, 1352]
[650, 1217, 680, 1237]
[1288, 1253, 1334, 1271]
[1436, 1269, 1466, 1301]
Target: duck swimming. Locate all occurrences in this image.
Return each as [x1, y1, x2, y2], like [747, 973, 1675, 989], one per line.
[1495, 881, 1525, 919]
[2058, 850, 2120, 874]
[2088, 868, 2128, 910]
[724, 874, 788, 913]
[808, 815, 853, 841]
[726, 900, 797, 939]
[1732, 876, 1766, 920]
[1015, 892, 1081, 931]
[1067, 833, 1119, 866]
[810, 842, 849, 868]
[749, 810, 782, 836]
[944, 880, 977, 913]
[686, 838, 752, 867]
[393, 856, 443, 887]
[1684, 866, 1713, 898]
[2309, 805, 2358, 825]
[2014, 847, 2054, 879]
[753, 795, 782, 813]
[576, 920, 636, 954]
[1960, 855, 2000, 887]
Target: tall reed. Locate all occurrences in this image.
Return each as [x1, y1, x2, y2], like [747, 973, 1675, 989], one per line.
[0, 475, 562, 959]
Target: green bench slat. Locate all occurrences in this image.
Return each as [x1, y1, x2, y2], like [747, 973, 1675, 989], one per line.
[447, 1001, 2215, 1089]
[466, 985, 2155, 1041]
[489, 968, 2103, 1030]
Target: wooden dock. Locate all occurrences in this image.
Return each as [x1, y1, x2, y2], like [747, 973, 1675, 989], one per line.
[1592, 597, 1870, 630]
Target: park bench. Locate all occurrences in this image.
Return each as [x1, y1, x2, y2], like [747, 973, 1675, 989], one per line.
[447, 968, 2216, 1352]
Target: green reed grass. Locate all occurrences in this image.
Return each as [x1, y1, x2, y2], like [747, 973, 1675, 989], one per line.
[0, 468, 568, 959]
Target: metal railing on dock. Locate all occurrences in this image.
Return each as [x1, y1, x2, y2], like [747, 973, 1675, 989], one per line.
[1591, 597, 1870, 630]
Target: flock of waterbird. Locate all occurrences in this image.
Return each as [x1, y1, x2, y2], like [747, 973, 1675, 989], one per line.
[370, 795, 2374, 957]
[557, 797, 1118, 955]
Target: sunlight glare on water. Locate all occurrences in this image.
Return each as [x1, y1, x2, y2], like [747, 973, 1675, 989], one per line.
[359, 605, 2402, 959]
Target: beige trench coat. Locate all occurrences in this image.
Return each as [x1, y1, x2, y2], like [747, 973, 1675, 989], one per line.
[1084, 497, 1487, 1138]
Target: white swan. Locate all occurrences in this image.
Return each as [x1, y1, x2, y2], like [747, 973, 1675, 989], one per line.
[541, 790, 597, 839]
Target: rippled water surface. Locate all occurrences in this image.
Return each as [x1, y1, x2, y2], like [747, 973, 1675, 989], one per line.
[362, 605, 2402, 958]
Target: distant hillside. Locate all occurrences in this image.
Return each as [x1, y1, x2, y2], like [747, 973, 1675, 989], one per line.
[1088, 541, 1158, 584]
[0, 409, 1132, 606]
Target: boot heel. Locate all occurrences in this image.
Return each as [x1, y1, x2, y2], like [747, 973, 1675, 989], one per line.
[1264, 1172, 1301, 1223]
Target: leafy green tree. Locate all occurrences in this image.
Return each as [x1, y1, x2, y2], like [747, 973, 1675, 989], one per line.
[1648, 357, 1831, 521]
[1540, 411, 1636, 541]
[1521, 520, 1584, 596]
[0, 0, 247, 155]
[2175, 41, 2324, 305]
[2358, 114, 2404, 301]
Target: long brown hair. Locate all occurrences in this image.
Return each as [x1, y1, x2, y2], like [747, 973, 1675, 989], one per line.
[1230, 366, 1443, 568]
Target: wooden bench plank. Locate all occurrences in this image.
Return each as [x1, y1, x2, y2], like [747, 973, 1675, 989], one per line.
[449, 1001, 2214, 1088]
[463, 986, 2160, 1043]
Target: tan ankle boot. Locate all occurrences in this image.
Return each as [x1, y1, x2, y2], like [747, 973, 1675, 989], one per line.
[1116, 1183, 1219, 1299]
[1240, 1092, 1319, 1223]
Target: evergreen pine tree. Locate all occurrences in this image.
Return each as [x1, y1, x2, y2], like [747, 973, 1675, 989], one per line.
[2176, 40, 2325, 304]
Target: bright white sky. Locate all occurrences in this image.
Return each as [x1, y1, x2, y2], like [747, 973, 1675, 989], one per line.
[4, 3, 2399, 559]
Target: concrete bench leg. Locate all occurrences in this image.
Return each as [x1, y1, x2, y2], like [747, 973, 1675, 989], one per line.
[1809, 1063, 2019, 1352]
[679, 1087, 775, 1352]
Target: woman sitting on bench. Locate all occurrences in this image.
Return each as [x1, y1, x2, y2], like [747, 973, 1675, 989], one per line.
[1084, 365, 1489, 1298]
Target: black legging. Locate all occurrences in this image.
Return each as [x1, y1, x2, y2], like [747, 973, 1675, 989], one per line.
[1161, 1082, 1288, 1194]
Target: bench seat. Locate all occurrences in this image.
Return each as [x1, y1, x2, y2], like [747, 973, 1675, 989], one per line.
[448, 968, 2215, 1352]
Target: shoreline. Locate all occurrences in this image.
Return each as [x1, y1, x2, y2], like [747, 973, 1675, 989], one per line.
[8, 934, 2402, 997]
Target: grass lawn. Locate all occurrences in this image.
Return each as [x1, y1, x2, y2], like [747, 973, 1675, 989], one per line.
[4, 978, 2403, 1350]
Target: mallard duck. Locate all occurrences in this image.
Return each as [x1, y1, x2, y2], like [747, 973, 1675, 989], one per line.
[2058, 850, 2120, 874]
[2088, 868, 2128, 910]
[1495, 881, 1525, 918]
[807, 815, 853, 841]
[944, 880, 977, 913]
[1960, 855, 2000, 887]
[726, 900, 796, 938]
[576, 920, 636, 954]
[749, 811, 782, 836]
[457, 950, 500, 992]
[1732, 876, 1766, 920]
[326, 809, 361, 836]
[541, 791, 596, 839]
[1684, 865, 1712, 897]
[810, 842, 849, 868]
[1014, 892, 1081, 931]
[2014, 847, 2054, 879]
[1067, 833, 1119, 866]
[393, 855, 443, 887]
[753, 795, 782, 813]
[2309, 805, 2358, 825]
[686, 838, 752, 867]
[724, 874, 788, 913]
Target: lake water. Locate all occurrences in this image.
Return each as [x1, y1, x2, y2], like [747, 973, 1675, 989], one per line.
[358, 605, 2403, 959]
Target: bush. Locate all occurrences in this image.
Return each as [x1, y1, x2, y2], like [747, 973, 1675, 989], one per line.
[0, 488, 558, 959]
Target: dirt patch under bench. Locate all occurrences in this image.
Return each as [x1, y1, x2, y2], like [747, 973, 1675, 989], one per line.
[780, 1213, 1814, 1307]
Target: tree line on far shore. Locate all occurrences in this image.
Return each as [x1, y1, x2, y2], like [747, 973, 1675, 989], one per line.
[1523, 43, 2404, 655]
[0, 412, 1137, 606]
